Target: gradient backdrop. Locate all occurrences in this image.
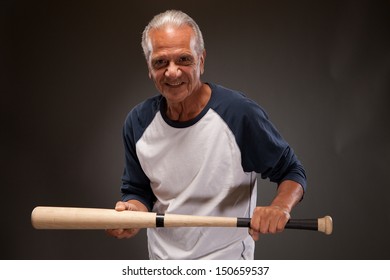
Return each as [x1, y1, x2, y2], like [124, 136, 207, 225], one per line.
[2, 0, 390, 259]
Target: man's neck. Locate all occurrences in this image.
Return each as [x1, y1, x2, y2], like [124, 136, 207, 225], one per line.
[166, 83, 211, 122]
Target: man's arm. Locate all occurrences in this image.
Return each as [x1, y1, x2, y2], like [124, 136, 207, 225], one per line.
[270, 180, 304, 213]
[249, 180, 303, 241]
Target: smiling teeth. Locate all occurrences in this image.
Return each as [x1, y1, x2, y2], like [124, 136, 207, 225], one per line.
[168, 81, 182, 86]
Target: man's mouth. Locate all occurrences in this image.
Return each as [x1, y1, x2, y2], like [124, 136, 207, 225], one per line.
[165, 81, 184, 87]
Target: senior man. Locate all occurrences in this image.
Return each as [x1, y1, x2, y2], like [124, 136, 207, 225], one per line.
[107, 10, 306, 260]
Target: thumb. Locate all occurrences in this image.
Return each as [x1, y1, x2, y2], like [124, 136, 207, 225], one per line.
[115, 201, 139, 211]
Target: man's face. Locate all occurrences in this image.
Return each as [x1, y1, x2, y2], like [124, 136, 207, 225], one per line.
[147, 25, 205, 104]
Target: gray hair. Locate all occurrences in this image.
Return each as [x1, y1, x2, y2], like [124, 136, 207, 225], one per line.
[141, 10, 205, 61]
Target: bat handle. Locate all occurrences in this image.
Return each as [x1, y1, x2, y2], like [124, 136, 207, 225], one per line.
[237, 215, 333, 235]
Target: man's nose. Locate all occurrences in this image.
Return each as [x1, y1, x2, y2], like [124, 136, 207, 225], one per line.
[165, 62, 181, 78]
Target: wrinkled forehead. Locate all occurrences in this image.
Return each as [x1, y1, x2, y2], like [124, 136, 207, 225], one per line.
[147, 25, 198, 58]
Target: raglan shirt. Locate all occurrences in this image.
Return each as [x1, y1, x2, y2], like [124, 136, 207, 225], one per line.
[120, 83, 306, 260]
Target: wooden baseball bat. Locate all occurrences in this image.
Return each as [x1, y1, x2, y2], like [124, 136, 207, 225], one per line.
[31, 206, 333, 235]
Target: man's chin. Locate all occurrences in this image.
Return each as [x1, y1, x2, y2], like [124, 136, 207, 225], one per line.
[162, 89, 189, 103]
[162, 86, 188, 100]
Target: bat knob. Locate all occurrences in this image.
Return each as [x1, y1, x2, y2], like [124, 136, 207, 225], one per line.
[318, 215, 333, 235]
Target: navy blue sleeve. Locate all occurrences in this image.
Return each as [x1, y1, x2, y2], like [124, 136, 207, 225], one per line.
[120, 98, 160, 211]
[212, 85, 307, 191]
[238, 98, 307, 190]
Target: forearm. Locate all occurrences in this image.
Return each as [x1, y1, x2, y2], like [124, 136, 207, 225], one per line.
[270, 180, 304, 213]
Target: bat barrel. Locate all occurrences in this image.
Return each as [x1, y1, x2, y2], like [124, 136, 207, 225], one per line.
[31, 206, 157, 229]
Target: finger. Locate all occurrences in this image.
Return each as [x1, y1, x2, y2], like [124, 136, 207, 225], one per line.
[105, 228, 124, 237]
[259, 216, 272, 234]
[124, 202, 139, 211]
[116, 228, 140, 239]
[276, 214, 290, 232]
[248, 228, 260, 241]
[268, 217, 279, 234]
[262, 211, 291, 234]
[106, 228, 139, 239]
[105, 229, 114, 237]
[115, 201, 127, 211]
[250, 209, 261, 232]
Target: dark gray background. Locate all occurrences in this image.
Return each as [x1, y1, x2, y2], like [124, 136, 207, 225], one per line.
[2, 0, 389, 259]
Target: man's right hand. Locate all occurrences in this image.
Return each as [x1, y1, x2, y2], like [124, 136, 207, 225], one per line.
[105, 200, 148, 239]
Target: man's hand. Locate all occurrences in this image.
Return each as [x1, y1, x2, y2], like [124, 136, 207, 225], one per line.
[249, 206, 290, 241]
[249, 180, 303, 241]
[105, 200, 148, 239]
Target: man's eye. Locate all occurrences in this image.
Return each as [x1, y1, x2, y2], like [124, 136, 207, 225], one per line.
[153, 59, 167, 68]
[178, 56, 193, 65]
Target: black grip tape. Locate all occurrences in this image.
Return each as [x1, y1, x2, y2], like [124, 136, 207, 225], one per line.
[285, 219, 318, 231]
[156, 214, 165, 227]
[237, 217, 251, 227]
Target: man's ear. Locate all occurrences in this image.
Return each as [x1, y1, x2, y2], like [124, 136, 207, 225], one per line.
[200, 49, 206, 75]
[147, 63, 152, 79]
[145, 57, 152, 79]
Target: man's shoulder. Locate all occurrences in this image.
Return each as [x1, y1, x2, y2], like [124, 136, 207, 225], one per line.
[124, 94, 162, 127]
[129, 94, 161, 116]
[209, 83, 268, 119]
[209, 83, 247, 102]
